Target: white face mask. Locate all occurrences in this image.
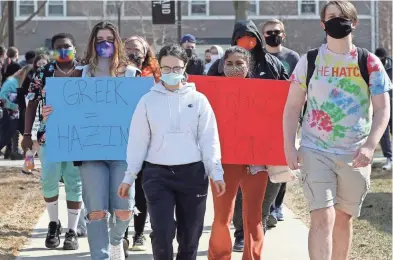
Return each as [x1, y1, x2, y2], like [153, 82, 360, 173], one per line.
[210, 55, 219, 62]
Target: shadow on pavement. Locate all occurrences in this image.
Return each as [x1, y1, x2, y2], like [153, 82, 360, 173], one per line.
[360, 191, 392, 234]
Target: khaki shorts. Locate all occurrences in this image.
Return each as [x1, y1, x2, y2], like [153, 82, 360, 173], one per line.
[298, 147, 371, 217]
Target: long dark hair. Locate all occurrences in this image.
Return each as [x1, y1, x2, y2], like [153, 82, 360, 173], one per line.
[82, 21, 128, 76]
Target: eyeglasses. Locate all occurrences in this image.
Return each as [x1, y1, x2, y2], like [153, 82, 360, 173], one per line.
[160, 66, 184, 74]
[265, 30, 282, 36]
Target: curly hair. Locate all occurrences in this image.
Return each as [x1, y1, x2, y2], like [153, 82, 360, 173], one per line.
[124, 36, 161, 82]
[82, 21, 128, 76]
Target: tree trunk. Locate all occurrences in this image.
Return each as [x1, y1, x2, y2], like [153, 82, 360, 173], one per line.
[233, 0, 249, 22]
[0, 0, 48, 43]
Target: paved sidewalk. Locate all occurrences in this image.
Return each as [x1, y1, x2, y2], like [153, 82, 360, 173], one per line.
[15, 185, 309, 260]
[5, 153, 386, 260]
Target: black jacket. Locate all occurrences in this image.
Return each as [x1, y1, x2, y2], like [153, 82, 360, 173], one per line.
[186, 55, 205, 75]
[385, 57, 392, 81]
[208, 20, 288, 80]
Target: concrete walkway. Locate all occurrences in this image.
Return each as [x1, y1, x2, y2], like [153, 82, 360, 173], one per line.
[16, 186, 309, 260]
[4, 153, 385, 260]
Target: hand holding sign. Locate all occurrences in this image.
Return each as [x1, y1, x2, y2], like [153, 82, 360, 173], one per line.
[45, 77, 154, 163]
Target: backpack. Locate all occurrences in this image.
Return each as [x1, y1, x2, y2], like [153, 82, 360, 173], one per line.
[305, 47, 370, 89]
[300, 47, 370, 125]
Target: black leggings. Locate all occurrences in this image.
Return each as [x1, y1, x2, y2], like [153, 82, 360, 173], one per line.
[124, 170, 147, 240]
[0, 110, 21, 151]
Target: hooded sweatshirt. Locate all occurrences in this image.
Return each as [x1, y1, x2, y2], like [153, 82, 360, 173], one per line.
[207, 20, 288, 80]
[123, 81, 224, 185]
[204, 45, 224, 75]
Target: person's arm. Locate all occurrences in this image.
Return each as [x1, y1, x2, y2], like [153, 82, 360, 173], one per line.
[0, 79, 18, 111]
[283, 55, 307, 169]
[122, 97, 151, 185]
[197, 94, 224, 181]
[24, 100, 39, 134]
[197, 94, 225, 196]
[353, 54, 392, 167]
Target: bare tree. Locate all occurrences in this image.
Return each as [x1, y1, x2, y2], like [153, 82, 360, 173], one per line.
[233, 1, 249, 22]
[378, 1, 392, 54]
[0, 0, 48, 44]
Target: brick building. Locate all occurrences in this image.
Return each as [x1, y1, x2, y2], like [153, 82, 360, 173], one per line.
[6, 0, 390, 55]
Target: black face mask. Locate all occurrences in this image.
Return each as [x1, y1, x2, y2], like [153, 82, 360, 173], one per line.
[265, 35, 283, 47]
[205, 59, 211, 63]
[128, 53, 143, 68]
[324, 17, 352, 39]
[185, 48, 196, 58]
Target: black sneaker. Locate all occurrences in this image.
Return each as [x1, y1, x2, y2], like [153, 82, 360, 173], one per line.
[10, 152, 24, 160]
[63, 229, 79, 250]
[233, 236, 244, 252]
[45, 221, 62, 249]
[131, 233, 146, 251]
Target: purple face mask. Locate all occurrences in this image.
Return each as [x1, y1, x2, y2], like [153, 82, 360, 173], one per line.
[96, 41, 114, 58]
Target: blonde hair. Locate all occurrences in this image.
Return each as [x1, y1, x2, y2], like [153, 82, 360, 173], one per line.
[82, 21, 128, 76]
[320, 1, 358, 23]
[261, 19, 285, 33]
[14, 65, 33, 87]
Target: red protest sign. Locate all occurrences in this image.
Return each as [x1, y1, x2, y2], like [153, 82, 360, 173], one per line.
[189, 75, 290, 165]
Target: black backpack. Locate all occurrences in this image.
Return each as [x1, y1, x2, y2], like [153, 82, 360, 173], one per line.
[300, 47, 370, 125]
[306, 47, 370, 88]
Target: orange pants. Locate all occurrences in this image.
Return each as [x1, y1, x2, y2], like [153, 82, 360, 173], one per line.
[208, 164, 268, 260]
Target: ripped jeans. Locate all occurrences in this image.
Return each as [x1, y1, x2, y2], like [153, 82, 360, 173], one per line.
[79, 160, 135, 260]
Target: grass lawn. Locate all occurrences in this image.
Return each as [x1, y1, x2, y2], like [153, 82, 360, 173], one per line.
[0, 167, 44, 260]
[285, 164, 392, 260]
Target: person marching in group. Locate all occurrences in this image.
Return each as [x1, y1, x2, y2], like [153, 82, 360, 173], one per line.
[23, 33, 83, 251]
[118, 44, 225, 260]
[122, 35, 161, 253]
[284, 1, 391, 260]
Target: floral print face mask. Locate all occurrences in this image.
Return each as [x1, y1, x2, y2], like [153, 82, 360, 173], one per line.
[96, 41, 114, 58]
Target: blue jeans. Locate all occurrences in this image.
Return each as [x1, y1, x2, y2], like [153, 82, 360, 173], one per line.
[79, 160, 135, 260]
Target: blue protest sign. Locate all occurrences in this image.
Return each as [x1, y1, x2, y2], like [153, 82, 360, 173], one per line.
[45, 77, 153, 163]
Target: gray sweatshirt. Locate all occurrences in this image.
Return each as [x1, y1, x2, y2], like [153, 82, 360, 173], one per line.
[123, 82, 224, 184]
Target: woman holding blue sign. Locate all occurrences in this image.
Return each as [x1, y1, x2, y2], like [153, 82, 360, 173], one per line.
[43, 22, 139, 259]
[43, 22, 139, 260]
[117, 44, 226, 260]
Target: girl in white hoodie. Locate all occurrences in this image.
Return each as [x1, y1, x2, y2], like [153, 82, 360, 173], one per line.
[118, 44, 225, 260]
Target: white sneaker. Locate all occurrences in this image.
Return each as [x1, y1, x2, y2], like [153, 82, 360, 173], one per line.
[382, 158, 392, 171]
[110, 241, 125, 260]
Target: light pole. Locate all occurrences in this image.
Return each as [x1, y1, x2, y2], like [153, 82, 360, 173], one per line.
[117, 1, 123, 35]
[177, 0, 182, 42]
[7, 1, 16, 46]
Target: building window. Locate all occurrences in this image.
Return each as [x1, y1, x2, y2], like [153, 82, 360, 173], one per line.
[299, 0, 317, 15]
[105, 0, 124, 16]
[18, 0, 35, 16]
[47, 0, 65, 16]
[248, 0, 258, 15]
[190, 0, 208, 16]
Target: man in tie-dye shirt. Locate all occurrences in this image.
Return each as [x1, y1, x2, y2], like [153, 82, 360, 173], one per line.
[283, 1, 391, 260]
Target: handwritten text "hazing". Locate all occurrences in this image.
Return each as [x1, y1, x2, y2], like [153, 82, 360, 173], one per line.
[57, 125, 129, 152]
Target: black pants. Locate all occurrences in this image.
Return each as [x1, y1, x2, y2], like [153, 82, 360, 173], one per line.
[0, 110, 20, 151]
[233, 178, 281, 236]
[380, 92, 392, 159]
[143, 161, 208, 260]
[272, 183, 286, 211]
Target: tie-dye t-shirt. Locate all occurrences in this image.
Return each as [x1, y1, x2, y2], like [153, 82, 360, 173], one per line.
[291, 44, 392, 154]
